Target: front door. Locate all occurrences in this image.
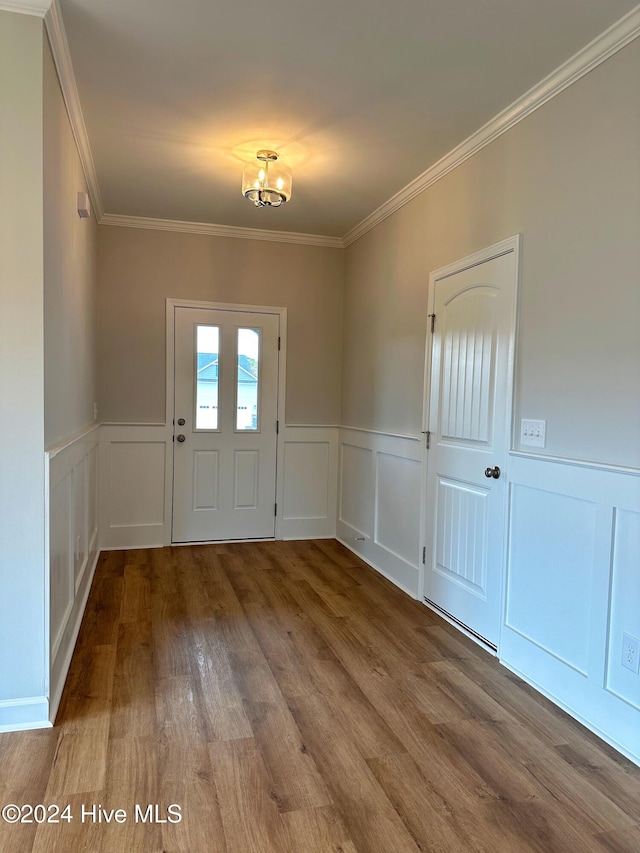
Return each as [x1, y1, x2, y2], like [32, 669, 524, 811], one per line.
[423, 239, 518, 648]
[172, 306, 280, 542]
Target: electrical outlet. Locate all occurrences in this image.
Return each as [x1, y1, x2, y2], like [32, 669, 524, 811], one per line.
[622, 633, 640, 674]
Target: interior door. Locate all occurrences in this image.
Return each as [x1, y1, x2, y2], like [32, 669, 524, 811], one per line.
[423, 244, 517, 649]
[172, 306, 279, 542]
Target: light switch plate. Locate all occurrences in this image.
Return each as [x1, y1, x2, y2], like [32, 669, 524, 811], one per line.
[521, 419, 546, 448]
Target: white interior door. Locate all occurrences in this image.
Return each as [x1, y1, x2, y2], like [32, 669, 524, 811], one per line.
[423, 241, 518, 649]
[172, 306, 280, 542]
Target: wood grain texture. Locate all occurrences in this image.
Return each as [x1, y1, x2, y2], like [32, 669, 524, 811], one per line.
[1, 540, 639, 852]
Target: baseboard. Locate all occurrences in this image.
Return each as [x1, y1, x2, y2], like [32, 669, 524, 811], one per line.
[501, 659, 640, 769]
[100, 525, 166, 550]
[336, 534, 420, 600]
[0, 696, 51, 731]
[280, 517, 336, 540]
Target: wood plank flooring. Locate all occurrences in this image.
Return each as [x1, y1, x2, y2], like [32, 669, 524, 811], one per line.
[2, 539, 640, 852]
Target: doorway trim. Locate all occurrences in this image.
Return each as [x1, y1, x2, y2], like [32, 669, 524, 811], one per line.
[417, 235, 522, 649]
[165, 298, 288, 544]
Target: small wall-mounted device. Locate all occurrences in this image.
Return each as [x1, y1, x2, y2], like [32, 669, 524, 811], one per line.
[521, 418, 546, 448]
[77, 191, 91, 219]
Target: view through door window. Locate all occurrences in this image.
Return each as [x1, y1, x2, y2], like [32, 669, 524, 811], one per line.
[195, 325, 220, 429]
[236, 328, 260, 430]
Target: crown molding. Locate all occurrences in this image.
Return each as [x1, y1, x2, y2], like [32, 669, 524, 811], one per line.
[44, 0, 104, 220]
[0, 0, 51, 15]
[99, 213, 345, 249]
[33, 0, 640, 250]
[342, 4, 640, 247]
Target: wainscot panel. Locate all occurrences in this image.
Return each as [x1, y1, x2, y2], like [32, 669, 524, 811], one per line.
[501, 452, 640, 766]
[606, 508, 640, 712]
[337, 428, 422, 598]
[47, 425, 100, 722]
[506, 485, 598, 675]
[279, 426, 338, 540]
[99, 424, 169, 549]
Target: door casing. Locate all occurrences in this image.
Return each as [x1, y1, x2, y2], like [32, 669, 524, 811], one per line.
[418, 235, 521, 652]
[165, 298, 288, 544]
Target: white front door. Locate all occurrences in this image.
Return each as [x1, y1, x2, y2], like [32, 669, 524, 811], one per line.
[172, 306, 280, 543]
[423, 239, 518, 649]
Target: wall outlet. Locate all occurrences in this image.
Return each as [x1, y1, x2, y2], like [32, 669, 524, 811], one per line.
[622, 633, 640, 674]
[521, 419, 546, 448]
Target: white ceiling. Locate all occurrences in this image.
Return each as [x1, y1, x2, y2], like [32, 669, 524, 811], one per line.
[57, 0, 639, 239]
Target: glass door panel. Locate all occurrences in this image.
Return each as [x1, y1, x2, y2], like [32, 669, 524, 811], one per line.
[195, 325, 220, 429]
[236, 327, 260, 431]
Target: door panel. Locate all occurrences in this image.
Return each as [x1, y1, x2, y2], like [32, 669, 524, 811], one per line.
[193, 450, 219, 510]
[234, 450, 259, 509]
[435, 477, 488, 595]
[424, 248, 517, 648]
[440, 289, 496, 444]
[172, 306, 279, 542]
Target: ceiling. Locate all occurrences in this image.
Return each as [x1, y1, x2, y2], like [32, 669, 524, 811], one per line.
[57, 0, 639, 239]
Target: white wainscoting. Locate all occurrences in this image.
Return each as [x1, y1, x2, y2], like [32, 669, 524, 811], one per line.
[337, 427, 423, 598]
[501, 452, 640, 765]
[99, 423, 338, 547]
[278, 426, 338, 540]
[99, 424, 170, 549]
[47, 424, 100, 721]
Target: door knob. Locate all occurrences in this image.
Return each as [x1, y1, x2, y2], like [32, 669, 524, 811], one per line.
[177, 418, 186, 426]
[484, 466, 500, 479]
[176, 434, 186, 443]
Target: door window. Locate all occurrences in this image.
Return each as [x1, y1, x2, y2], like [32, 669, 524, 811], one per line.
[195, 325, 220, 429]
[236, 327, 260, 431]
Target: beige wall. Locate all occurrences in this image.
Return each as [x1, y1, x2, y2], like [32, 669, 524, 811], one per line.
[96, 227, 344, 425]
[44, 35, 97, 448]
[342, 40, 640, 468]
[0, 11, 46, 702]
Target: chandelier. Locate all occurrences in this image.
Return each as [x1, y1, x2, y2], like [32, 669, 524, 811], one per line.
[242, 150, 292, 208]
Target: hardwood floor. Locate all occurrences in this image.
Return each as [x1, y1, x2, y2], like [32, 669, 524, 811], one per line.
[2, 539, 640, 852]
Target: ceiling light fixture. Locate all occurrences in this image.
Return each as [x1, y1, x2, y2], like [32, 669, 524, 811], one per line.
[242, 150, 292, 208]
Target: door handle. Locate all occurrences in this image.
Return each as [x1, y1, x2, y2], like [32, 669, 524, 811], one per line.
[484, 466, 500, 479]
[177, 418, 186, 426]
[176, 434, 186, 443]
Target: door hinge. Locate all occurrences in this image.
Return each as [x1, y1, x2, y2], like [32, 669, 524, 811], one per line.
[422, 546, 426, 564]
[274, 502, 278, 517]
[276, 420, 279, 434]
[278, 336, 281, 351]
[429, 313, 436, 333]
